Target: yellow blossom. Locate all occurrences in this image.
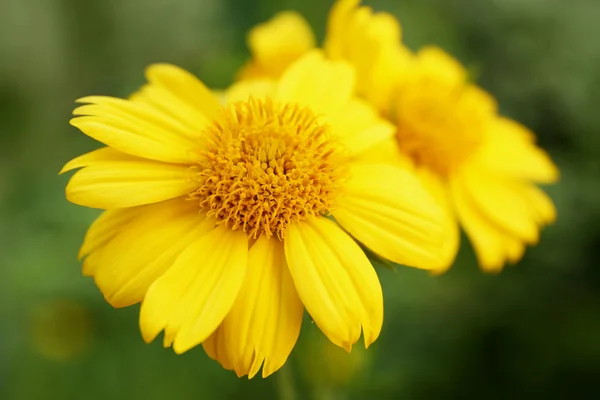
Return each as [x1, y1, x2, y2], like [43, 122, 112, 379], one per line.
[61, 51, 445, 378]
[378, 46, 558, 273]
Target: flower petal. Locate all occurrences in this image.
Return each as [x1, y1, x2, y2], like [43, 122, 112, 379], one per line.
[450, 175, 523, 272]
[224, 79, 277, 103]
[460, 167, 540, 244]
[328, 98, 395, 156]
[417, 169, 460, 275]
[148, 64, 219, 106]
[325, 0, 410, 113]
[71, 96, 203, 163]
[65, 158, 197, 209]
[518, 183, 556, 225]
[219, 237, 303, 378]
[277, 50, 355, 115]
[60, 147, 134, 175]
[325, 0, 361, 59]
[353, 137, 415, 170]
[332, 164, 445, 270]
[93, 199, 214, 308]
[476, 117, 559, 183]
[239, 11, 316, 80]
[285, 217, 383, 351]
[415, 46, 468, 86]
[202, 326, 234, 371]
[139, 225, 248, 354]
[78, 206, 145, 260]
[82, 251, 102, 277]
[141, 64, 221, 124]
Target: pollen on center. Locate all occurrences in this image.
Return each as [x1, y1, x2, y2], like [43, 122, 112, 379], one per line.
[191, 97, 348, 240]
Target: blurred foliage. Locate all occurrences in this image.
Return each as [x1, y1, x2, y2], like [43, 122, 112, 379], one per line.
[1, 0, 600, 399]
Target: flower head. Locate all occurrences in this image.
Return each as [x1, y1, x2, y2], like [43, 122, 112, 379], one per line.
[62, 51, 445, 378]
[323, 2, 559, 273]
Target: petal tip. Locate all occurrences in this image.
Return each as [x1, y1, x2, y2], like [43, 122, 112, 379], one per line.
[172, 338, 194, 355]
[139, 308, 163, 344]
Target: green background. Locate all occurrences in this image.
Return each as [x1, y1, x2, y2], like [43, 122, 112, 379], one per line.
[1, 0, 599, 398]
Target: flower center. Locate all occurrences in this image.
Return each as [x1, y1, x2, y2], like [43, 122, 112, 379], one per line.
[191, 98, 348, 240]
[394, 81, 495, 176]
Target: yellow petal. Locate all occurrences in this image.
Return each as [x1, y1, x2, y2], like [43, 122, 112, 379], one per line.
[333, 164, 445, 270]
[328, 98, 395, 156]
[353, 137, 415, 170]
[476, 117, 559, 183]
[82, 250, 102, 277]
[416, 46, 468, 87]
[417, 169, 460, 275]
[505, 236, 526, 265]
[277, 50, 355, 115]
[71, 96, 202, 163]
[145, 63, 221, 120]
[202, 326, 234, 371]
[285, 217, 383, 351]
[240, 11, 316, 80]
[74, 96, 201, 142]
[60, 147, 134, 175]
[93, 199, 214, 308]
[360, 23, 410, 113]
[325, 0, 409, 113]
[518, 184, 556, 225]
[460, 168, 539, 244]
[224, 79, 277, 103]
[450, 175, 516, 272]
[325, 0, 361, 59]
[139, 225, 248, 354]
[66, 159, 197, 209]
[219, 237, 303, 378]
[78, 206, 145, 260]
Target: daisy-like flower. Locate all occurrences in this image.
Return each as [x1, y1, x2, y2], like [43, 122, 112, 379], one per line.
[373, 47, 558, 273]
[240, 0, 559, 273]
[61, 51, 445, 378]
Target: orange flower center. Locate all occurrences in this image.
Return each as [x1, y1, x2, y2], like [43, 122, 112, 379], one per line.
[192, 98, 348, 240]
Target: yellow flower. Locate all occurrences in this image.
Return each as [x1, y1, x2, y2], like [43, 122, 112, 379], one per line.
[241, 0, 559, 273]
[324, 3, 559, 273]
[61, 51, 445, 378]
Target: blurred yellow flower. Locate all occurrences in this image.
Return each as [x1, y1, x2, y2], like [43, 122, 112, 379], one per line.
[242, 0, 559, 273]
[61, 51, 445, 378]
[376, 47, 558, 273]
